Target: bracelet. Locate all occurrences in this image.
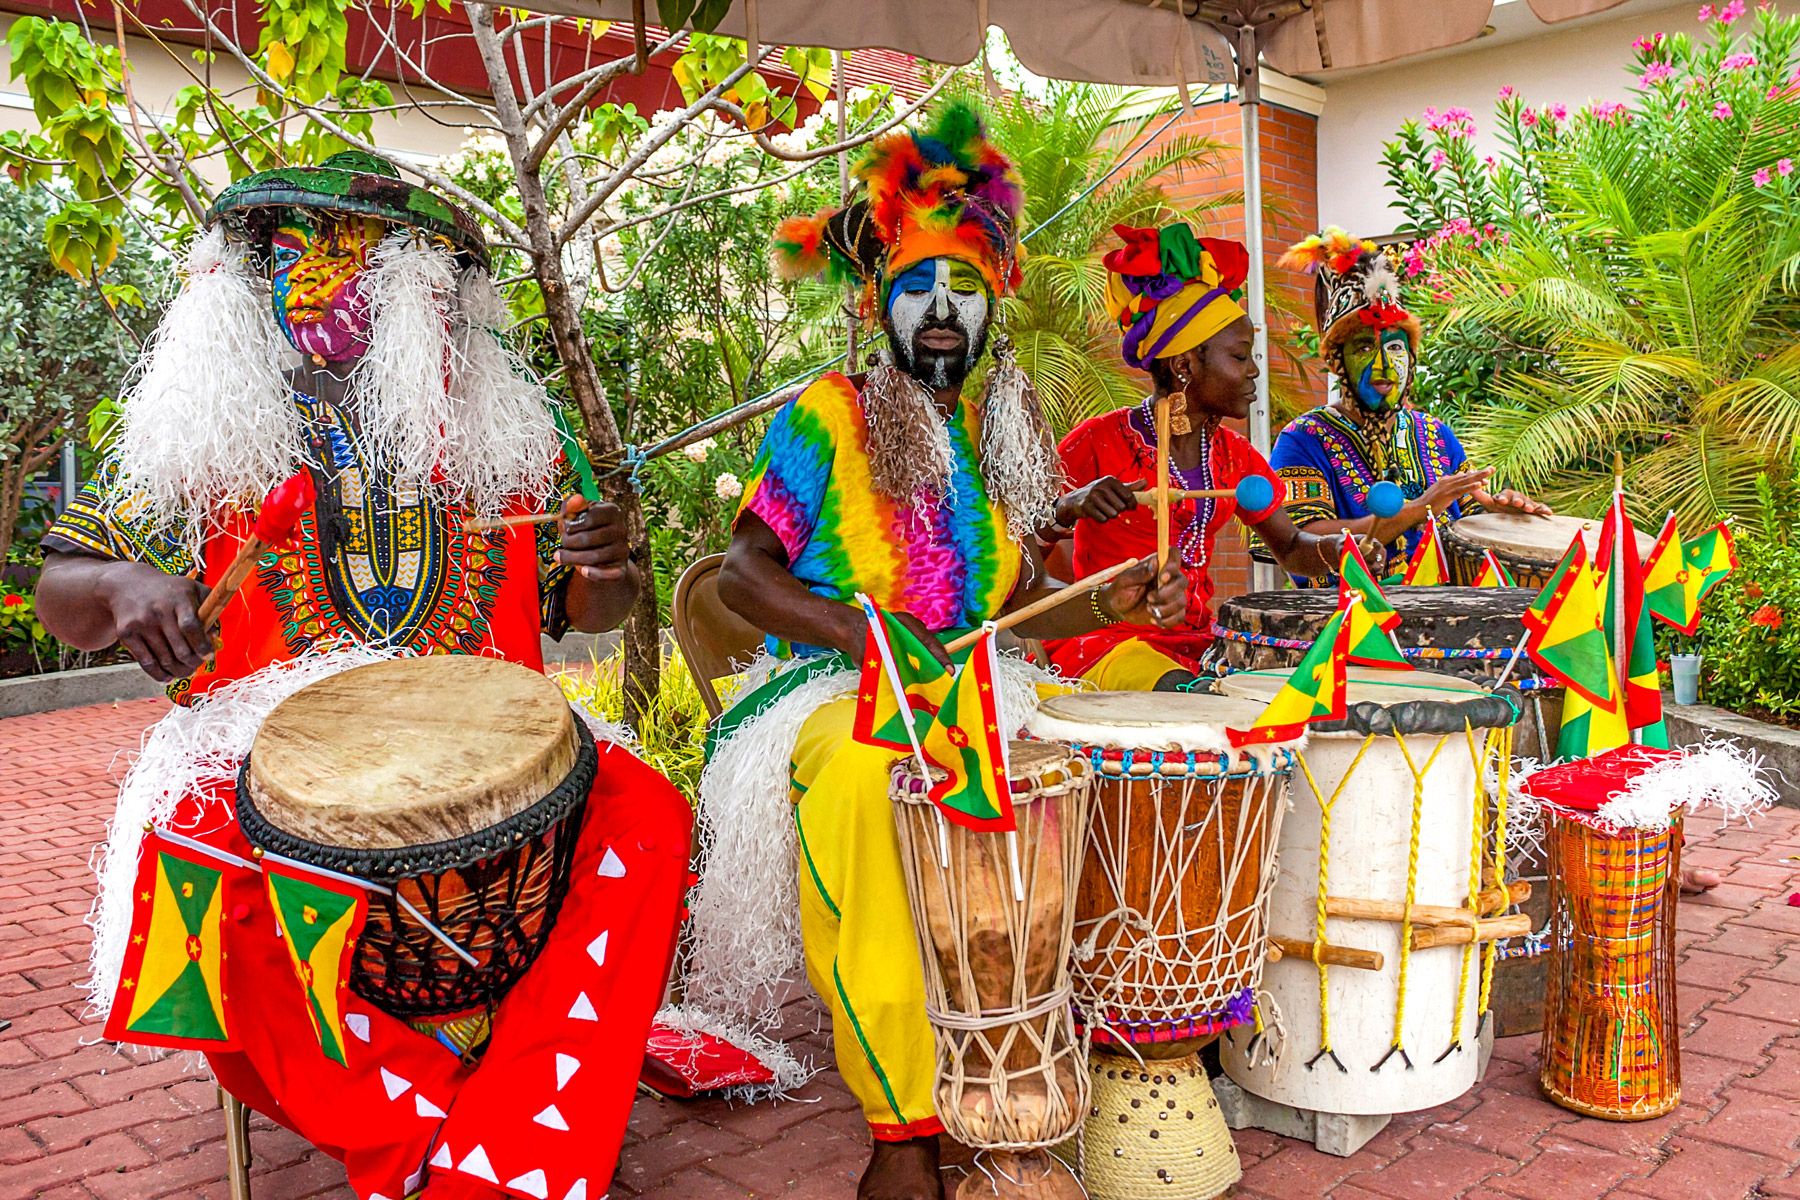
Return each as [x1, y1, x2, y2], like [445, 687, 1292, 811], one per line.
[1090, 587, 1119, 627]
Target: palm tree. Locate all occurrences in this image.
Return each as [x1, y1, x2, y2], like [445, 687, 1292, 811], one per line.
[978, 84, 1231, 436]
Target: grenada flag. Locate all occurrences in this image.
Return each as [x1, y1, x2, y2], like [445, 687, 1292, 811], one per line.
[1474, 549, 1516, 588]
[265, 860, 368, 1067]
[1226, 603, 1354, 748]
[917, 629, 1016, 832]
[1402, 517, 1449, 586]
[853, 595, 954, 756]
[1644, 517, 1737, 634]
[104, 832, 240, 1050]
[1522, 537, 1630, 757]
[1596, 494, 1666, 747]
[1336, 539, 1409, 669]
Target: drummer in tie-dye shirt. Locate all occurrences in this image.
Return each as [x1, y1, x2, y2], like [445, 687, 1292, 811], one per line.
[703, 104, 1188, 1199]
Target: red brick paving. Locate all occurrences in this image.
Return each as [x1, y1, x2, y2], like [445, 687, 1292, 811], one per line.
[4, 699, 1799, 1200]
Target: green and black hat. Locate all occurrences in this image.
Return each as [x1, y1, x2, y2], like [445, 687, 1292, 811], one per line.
[207, 150, 488, 267]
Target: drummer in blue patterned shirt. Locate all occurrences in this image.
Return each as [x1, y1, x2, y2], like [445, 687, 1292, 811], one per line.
[1271, 229, 1550, 584]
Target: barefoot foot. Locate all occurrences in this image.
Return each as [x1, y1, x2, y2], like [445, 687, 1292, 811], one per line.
[1681, 867, 1722, 895]
[860, 1136, 943, 1200]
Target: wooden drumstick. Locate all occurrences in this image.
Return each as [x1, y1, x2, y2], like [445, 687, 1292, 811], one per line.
[1154, 394, 1172, 571]
[196, 471, 315, 632]
[1269, 935, 1385, 972]
[1409, 913, 1533, 951]
[941, 559, 1138, 655]
[463, 511, 559, 532]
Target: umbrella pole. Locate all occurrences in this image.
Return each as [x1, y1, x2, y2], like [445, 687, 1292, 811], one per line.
[1237, 27, 1277, 590]
[835, 50, 858, 372]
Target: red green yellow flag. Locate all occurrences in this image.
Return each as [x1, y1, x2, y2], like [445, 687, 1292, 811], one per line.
[1523, 537, 1618, 711]
[265, 861, 369, 1067]
[1402, 517, 1449, 586]
[1474, 549, 1516, 588]
[1596, 494, 1666, 746]
[918, 630, 1016, 832]
[853, 595, 954, 756]
[1227, 604, 1354, 748]
[1645, 518, 1737, 634]
[1336, 539, 1409, 669]
[104, 832, 237, 1051]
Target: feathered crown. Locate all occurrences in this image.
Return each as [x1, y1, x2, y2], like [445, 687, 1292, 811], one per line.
[1281, 226, 1419, 356]
[772, 101, 1024, 313]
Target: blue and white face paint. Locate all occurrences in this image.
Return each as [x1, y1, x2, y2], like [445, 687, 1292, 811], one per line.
[884, 256, 993, 391]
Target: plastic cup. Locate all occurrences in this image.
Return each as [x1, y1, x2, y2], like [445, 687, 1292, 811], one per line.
[1670, 653, 1702, 706]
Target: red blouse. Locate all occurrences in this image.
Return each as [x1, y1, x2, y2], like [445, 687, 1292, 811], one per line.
[1043, 407, 1278, 680]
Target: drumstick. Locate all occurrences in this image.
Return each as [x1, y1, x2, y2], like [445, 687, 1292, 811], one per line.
[1129, 477, 1282, 509]
[941, 559, 1138, 655]
[1409, 913, 1533, 951]
[1154, 394, 1172, 571]
[196, 471, 316, 632]
[463, 511, 558, 532]
[1269, 935, 1384, 972]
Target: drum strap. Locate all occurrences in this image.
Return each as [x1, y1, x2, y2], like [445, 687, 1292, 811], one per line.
[925, 983, 1074, 1033]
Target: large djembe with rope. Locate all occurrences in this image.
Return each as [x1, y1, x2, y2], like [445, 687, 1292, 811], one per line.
[1217, 668, 1525, 1129]
[1027, 691, 1299, 1200]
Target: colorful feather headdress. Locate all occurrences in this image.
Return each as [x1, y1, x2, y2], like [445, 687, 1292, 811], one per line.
[1281, 225, 1420, 356]
[772, 101, 1024, 314]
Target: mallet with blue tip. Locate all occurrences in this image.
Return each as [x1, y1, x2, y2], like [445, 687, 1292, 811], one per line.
[1131, 475, 1283, 511]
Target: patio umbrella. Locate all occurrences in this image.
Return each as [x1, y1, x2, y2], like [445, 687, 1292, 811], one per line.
[525, 0, 1632, 460]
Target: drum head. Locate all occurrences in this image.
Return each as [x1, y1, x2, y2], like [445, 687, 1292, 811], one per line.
[1028, 689, 1289, 751]
[1449, 512, 1648, 563]
[1219, 665, 1486, 708]
[246, 657, 580, 851]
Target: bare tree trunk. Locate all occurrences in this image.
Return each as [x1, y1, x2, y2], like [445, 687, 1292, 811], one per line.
[467, 2, 660, 728]
[0, 461, 24, 568]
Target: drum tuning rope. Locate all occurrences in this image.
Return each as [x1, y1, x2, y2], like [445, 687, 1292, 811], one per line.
[1477, 728, 1513, 1024]
[1292, 735, 1376, 1074]
[1376, 730, 1450, 1073]
[1441, 721, 1486, 1065]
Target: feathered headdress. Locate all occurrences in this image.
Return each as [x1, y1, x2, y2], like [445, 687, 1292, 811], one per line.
[1281, 226, 1420, 356]
[772, 101, 1024, 314]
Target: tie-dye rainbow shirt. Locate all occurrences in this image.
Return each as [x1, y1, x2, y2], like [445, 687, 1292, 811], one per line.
[738, 372, 1021, 656]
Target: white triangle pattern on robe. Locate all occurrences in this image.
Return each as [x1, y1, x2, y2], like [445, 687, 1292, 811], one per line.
[429, 1143, 454, 1170]
[345, 1013, 371, 1043]
[563, 1180, 588, 1200]
[506, 1168, 550, 1199]
[568, 991, 598, 1021]
[457, 1144, 499, 1184]
[380, 1067, 411, 1101]
[597, 847, 626, 878]
[533, 1103, 570, 1131]
[586, 930, 609, 967]
[415, 1093, 447, 1120]
[555, 1053, 580, 1091]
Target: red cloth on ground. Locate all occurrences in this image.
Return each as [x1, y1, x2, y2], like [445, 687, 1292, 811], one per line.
[187, 750, 691, 1200]
[1043, 409, 1279, 679]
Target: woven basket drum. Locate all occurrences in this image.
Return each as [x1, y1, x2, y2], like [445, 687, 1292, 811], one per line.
[891, 741, 1093, 1199]
[238, 657, 594, 1019]
[1540, 811, 1681, 1120]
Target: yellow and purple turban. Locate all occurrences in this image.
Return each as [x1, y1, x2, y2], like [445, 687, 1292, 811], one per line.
[1103, 223, 1250, 370]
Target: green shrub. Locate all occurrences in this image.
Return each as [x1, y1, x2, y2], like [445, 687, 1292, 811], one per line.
[557, 649, 712, 801]
[1680, 480, 1800, 719]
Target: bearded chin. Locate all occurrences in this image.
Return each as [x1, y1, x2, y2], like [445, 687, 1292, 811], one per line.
[893, 321, 991, 391]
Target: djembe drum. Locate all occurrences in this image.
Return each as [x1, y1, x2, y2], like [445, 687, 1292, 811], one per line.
[1217, 669, 1523, 1136]
[1521, 750, 1684, 1120]
[891, 742, 1093, 1199]
[1027, 691, 1299, 1200]
[1443, 512, 1649, 590]
[237, 657, 592, 1035]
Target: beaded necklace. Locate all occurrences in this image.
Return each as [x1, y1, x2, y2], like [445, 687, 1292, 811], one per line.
[1134, 395, 1215, 568]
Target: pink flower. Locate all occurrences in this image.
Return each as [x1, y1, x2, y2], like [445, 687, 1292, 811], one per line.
[1714, 100, 1735, 118]
[1723, 52, 1757, 70]
[1696, 2, 1713, 17]
[1780, 158, 1795, 176]
[1429, 148, 1448, 170]
[1632, 34, 1661, 54]
[1521, 108, 1540, 126]
[1754, 167, 1772, 186]
[1640, 62, 1675, 85]
[1550, 103, 1568, 122]
[1498, 84, 1516, 99]
[1483, 155, 1498, 172]
[1720, 0, 1745, 21]
[1593, 99, 1628, 123]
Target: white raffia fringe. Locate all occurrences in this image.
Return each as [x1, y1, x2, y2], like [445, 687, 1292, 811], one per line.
[666, 650, 1061, 1097]
[1509, 740, 1780, 838]
[109, 226, 299, 550]
[979, 341, 1063, 546]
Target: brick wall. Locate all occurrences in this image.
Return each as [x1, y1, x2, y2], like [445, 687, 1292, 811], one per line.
[1120, 97, 1325, 604]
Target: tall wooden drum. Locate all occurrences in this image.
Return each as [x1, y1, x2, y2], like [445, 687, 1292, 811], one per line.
[1028, 691, 1300, 1200]
[1217, 669, 1522, 1127]
[891, 741, 1093, 1199]
[238, 657, 593, 1023]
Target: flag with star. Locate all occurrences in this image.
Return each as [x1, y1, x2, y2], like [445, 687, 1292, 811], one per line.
[1474, 549, 1516, 588]
[1336, 539, 1409, 669]
[1522, 537, 1629, 757]
[918, 629, 1016, 832]
[1402, 516, 1449, 586]
[852, 595, 954, 756]
[1644, 517, 1737, 634]
[104, 832, 238, 1050]
[1596, 493, 1667, 748]
[264, 860, 368, 1067]
[1227, 603, 1354, 748]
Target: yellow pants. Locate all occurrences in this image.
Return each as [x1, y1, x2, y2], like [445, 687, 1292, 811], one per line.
[792, 697, 942, 1140]
[1079, 638, 1192, 692]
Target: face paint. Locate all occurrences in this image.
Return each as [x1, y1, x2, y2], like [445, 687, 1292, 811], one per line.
[1341, 326, 1413, 413]
[269, 213, 384, 360]
[883, 257, 992, 391]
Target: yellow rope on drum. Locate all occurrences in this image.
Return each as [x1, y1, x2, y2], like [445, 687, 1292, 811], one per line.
[1477, 727, 1513, 1023]
[1292, 733, 1377, 1073]
[1442, 720, 1483, 1063]
[1377, 730, 1447, 1072]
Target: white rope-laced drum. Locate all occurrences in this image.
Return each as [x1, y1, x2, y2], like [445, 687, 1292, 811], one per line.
[1216, 668, 1521, 1118]
[891, 740, 1093, 1199]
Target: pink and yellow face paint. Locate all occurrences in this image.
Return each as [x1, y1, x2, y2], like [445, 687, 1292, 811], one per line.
[269, 213, 386, 361]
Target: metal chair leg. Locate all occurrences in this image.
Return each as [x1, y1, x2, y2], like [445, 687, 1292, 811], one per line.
[219, 1086, 253, 1200]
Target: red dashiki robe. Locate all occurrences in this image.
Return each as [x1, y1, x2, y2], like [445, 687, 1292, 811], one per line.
[44, 389, 693, 1200]
[1043, 405, 1279, 679]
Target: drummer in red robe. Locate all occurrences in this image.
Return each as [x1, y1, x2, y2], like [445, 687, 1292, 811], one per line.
[35, 154, 691, 1200]
[1042, 223, 1386, 691]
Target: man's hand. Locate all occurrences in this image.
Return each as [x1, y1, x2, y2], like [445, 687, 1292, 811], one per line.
[1334, 531, 1389, 577]
[1100, 556, 1189, 628]
[1483, 488, 1554, 517]
[1053, 476, 1143, 528]
[1423, 467, 1494, 513]
[555, 494, 633, 582]
[103, 566, 211, 683]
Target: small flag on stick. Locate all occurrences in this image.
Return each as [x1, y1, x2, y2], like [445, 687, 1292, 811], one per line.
[265, 861, 369, 1067]
[104, 832, 240, 1051]
[918, 629, 1017, 833]
[1227, 603, 1355, 748]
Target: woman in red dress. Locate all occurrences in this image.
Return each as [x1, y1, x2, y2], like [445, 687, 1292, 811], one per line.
[1042, 223, 1386, 690]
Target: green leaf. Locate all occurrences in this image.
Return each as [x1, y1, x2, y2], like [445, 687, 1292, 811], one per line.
[657, 0, 699, 31]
